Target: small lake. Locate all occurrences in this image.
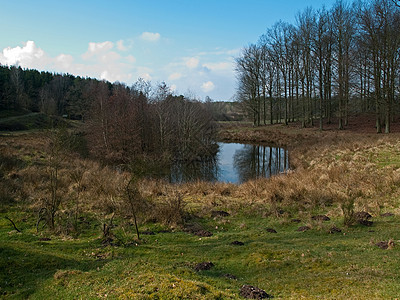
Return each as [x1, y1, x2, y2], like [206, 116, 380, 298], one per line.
[167, 142, 290, 184]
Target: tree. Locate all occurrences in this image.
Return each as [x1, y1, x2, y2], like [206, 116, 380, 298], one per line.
[332, 1, 356, 129]
[10, 66, 25, 110]
[358, 0, 400, 133]
[235, 44, 263, 125]
[313, 8, 334, 130]
[297, 7, 316, 127]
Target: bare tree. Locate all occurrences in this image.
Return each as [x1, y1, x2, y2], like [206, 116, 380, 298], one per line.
[358, 0, 400, 133]
[297, 7, 316, 127]
[235, 45, 263, 125]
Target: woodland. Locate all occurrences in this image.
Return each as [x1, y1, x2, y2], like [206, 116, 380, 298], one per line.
[0, 65, 218, 165]
[236, 0, 400, 133]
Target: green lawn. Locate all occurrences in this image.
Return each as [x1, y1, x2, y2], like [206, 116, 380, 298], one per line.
[1, 209, 400, 299]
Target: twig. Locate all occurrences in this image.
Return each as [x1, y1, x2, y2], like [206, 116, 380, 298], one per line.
[4, 216, 21, 232]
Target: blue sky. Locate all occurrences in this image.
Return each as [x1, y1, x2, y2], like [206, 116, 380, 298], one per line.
[0, 0, 337, 101]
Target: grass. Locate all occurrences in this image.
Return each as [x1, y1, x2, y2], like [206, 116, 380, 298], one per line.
[2, 209, 400, 299]
[2, 123, 400, 298]
[0, 112, 70, 131]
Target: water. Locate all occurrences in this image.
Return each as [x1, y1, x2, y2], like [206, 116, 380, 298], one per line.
[167, 142, 290, 184]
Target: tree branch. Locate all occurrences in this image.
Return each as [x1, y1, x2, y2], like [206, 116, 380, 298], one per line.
[4, 216, 21, 232]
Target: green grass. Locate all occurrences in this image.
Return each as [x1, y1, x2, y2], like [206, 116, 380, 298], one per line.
[375, 150, 400, 168]
[2, 123, 400, 298]
[0, 112, 70, 131]
[1, 209, 400, 299]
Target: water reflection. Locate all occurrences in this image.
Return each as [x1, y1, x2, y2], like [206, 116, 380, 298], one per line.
[168, 142, 289, 184]
[168, 158, 218, 183]
[232, 144, 290, 183]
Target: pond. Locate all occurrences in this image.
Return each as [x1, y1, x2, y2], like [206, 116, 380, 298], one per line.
[167, 142, 290, 184]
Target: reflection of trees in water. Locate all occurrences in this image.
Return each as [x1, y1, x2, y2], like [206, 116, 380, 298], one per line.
[233, 145, 289, 183]
[167, 143, 289, 183]
[168, 157, 219, 183]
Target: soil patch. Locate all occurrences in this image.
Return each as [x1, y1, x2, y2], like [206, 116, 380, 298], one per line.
[193, 262, 214, 272]
[231, 241, 244, 246]
[376, 240, 395, 250]
[328, 226, 342, 234]
[211, 210, 230, 217]
[184, 223, 213, 237]
[297, 226, 311, 232]
[194, 230, 213, 237]
[223, 273, 238, 280]
[355, 211, 373, 226]
[312, 215, 330, 221]
[239, 285, 272, 299]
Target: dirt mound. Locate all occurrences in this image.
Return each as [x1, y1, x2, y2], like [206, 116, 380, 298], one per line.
[312, 215, 330, 221]
[297, 226, 310, 232]
[376, 240, 395, 250]
[223, 273, 238, 280]
[239, 285, 272, 299]
[193, 262, 214, 271]
[355, 211, 373, 226]
[211, 210, 230, 217]
[355, 211, 372, 220]
[231, 241, 244, 246]
[194, 230, 213, 237]
[328, 226, 342, 234]
[184, 223, 213, 237]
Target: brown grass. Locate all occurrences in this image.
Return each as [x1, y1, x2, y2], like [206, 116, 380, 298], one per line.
[2, 122, 400, 231]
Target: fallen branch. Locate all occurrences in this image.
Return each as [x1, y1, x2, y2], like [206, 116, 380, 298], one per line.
[4, 216, 21, 232]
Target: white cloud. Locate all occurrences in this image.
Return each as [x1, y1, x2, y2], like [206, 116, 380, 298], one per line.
[185, 57, 199, 69]
[202, 62, 232, 72]
[170, 84, 177, 92]
[126, 55, 136, 63]
[168, 72, 182, 80]
[0, 40, 237, 101]
[140, 32, 161, 42]
[117, 40, 128, 51]
[141, 73, 152, 81]
[0, 40, 145, 85]
[134, 66, 153, 81]
[201, 81, 215, 92]
[83, 41, 114, 58]
[0, 41, 47, 68]
[55, 54, 74, 69]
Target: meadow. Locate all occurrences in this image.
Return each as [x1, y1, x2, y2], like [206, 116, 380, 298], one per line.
[1, 120, 400, 299]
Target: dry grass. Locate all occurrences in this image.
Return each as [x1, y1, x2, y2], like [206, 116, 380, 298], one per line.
[2, 126, 400, 232]
[3, 127, 400, 299]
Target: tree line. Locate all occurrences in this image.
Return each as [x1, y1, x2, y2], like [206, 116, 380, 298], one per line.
[0, 65, 217, 165]
[235, 0, 400, 133]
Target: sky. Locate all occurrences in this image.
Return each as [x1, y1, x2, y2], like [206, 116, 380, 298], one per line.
[0, 0, 338, 101]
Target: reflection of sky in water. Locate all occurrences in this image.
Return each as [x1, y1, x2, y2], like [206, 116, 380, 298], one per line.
[217, 143, 242, 183]
[169, 142, 290, 184]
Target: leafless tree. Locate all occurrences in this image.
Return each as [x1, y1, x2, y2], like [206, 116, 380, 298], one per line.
[358, 0, 400, 133]
[235, 45, 263, 125]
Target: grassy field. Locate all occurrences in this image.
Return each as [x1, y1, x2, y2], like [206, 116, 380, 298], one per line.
[2, 121, 400, 299]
